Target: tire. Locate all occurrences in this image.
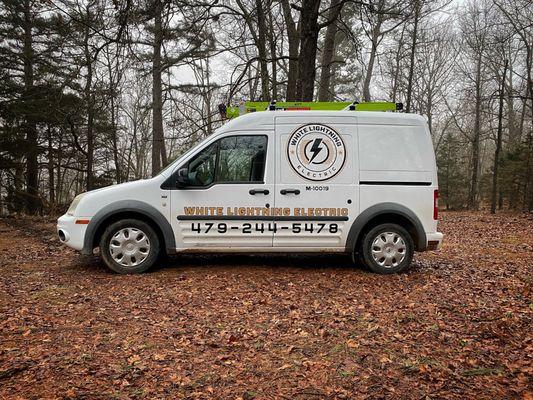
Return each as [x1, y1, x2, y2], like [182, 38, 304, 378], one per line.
[351, 245, 368, 270]
[99, 219, 160, 274]
[361, 223, 414, 274]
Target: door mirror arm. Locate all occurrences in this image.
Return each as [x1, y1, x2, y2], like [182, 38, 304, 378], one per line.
[176, 168, 189, 188]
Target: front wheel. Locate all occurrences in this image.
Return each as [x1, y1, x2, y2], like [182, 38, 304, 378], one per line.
[361, 223, 414, 274]
[100, 219, 160, 274]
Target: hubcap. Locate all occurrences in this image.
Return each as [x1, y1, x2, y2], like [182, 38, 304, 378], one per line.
[109, 227, 150, 267]
[371, 232, 406, 268]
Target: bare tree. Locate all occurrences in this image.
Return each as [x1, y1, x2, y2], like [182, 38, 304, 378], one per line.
[318, 0, 343, 101]
[360, 0, 407, 101]
[459, 0, 492, 210]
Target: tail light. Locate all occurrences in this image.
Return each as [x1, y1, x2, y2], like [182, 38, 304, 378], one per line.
[433, 189, 439, 220]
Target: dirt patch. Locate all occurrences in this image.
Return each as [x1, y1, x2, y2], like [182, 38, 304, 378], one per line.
[0, 212, 531, 399]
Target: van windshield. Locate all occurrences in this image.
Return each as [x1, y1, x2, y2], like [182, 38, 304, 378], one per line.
[157, 133, 215, 177]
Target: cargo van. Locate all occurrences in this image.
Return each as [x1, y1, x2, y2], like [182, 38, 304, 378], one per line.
[57, 105, 443, 274]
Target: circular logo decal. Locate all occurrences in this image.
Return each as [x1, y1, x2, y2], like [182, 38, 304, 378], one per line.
[287, 124, 346, 181]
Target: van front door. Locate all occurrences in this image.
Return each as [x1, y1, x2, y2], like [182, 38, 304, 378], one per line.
[169, 132, 275, 250]
[273, 116, 359, 250]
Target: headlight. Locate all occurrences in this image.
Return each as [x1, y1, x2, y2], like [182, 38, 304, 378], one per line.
[67, 193, 85, 216]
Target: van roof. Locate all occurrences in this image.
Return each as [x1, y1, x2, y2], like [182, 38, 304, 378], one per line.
[220, 110, 427, 132]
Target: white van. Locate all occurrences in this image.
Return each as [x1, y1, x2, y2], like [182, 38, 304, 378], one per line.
[57, 109, 443, 274]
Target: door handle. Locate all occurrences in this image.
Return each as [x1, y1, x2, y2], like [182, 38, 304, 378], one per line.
[249, 189, 270, 195]
[280, 189, 300, 195]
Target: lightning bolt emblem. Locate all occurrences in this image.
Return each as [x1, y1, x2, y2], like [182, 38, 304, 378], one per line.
[308, 138, 323, 164]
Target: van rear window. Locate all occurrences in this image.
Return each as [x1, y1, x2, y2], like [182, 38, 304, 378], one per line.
[359, 125, 432, 171]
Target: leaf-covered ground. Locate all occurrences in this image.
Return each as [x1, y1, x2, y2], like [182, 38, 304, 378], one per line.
[0, 212, 531, 399]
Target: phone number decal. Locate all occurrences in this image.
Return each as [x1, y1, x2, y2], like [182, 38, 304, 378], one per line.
[190, 222, 339, 234]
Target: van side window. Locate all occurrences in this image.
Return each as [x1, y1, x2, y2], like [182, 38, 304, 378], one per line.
[187, 142, 217, 186]
[217, 136, 267, 183]
[183, 135, 267, 187]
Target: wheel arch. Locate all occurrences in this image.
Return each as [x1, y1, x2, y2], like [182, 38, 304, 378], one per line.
[346, 203, 427, 253]
[82, 200, 175, 255]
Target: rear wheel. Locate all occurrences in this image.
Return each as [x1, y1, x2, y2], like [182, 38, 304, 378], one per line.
[100, 219, 160, 274]
[352, 245, 368, 270]
[361, 223, 414, 274]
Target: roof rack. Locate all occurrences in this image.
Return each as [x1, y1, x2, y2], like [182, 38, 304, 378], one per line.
[221, 100, 403, 119]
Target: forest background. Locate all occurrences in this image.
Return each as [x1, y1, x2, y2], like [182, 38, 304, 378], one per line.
[0, 0, 531, 215]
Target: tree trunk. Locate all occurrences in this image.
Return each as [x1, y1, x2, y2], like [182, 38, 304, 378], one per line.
[328, 36, 343, 96]
[295, 0, 322, 101]
[491, 60, 507, 214]
[110, 93, 121, 183]
[391, 27, 406, 102]
[405, 0, 419, 113]
[47, 125, 55, 210]
[505, 61, 519, 148]
[468, 53, 483, 210]
[268, 3, 277, 100]
[105, 47, 122, 183]
[318, 0, 342, 101]
[56, 133, 63, 205]
[426, 91, 433, 134]
[23, 0, 39, 214]
[255, 0, 270, 100]
[525, 44, 533, 121]
[526, 133, 533, 211]
[280, 0, 299, 101]
[362, 18, 383, 102]
[151, 0, 164, 176]
[521, 41, 531, 209]
[83, 6, 95, 191]
[204, 58, 213, 136]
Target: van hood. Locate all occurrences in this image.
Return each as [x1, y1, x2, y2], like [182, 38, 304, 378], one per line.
[74, 177, 164, 217]
[87, 179, 151, 195]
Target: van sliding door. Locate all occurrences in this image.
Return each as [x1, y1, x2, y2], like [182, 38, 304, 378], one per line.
[273, 116, 359, 249]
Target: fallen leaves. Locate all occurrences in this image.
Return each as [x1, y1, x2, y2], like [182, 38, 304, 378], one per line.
[346, 339, 359, 349]
[0, 211, 531, 399]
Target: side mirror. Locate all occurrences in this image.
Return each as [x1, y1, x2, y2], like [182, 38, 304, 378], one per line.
[176, 168, 188, 188]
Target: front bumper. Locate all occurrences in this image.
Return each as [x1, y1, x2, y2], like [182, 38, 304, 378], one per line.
[57, 214, 90, 251]
[425, 232, 444, 251]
